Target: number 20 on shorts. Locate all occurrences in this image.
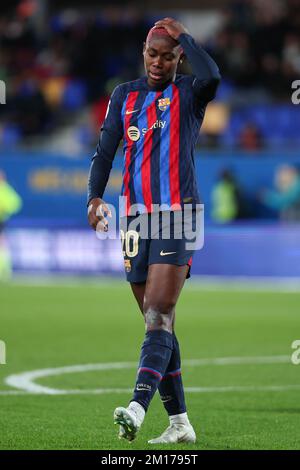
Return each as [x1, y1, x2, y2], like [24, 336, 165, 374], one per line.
[120, 230, 139, 258]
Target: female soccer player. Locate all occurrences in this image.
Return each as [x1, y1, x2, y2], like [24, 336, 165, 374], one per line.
[87, 17, 221, 444]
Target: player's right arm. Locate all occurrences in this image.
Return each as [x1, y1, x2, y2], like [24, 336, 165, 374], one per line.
[87, 85, 124, 230]
[155, 18, 221, 104]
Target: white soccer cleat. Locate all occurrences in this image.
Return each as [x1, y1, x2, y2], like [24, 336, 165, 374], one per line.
[148, 423, 196, 444]
[114, 407, 140, 442]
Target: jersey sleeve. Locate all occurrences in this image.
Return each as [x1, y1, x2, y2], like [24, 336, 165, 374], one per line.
[178, 33, 221, 106]
[87, 85, 124, 204]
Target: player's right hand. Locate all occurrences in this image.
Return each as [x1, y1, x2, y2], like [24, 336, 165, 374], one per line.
[87, 197, 112, 232]
[154, 17, 189, 40]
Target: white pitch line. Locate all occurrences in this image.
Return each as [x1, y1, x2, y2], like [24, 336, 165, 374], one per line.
[1, 385, 300, 396]
[183, 356, 290, 366]
[2, 355, 294, 396]
[5, 361, 137, 395]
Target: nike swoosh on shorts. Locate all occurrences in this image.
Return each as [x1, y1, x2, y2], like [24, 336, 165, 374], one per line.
[160, 250, 177, 256]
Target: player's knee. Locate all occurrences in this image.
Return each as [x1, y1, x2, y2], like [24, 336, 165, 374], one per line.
[144, 308, 172, 332]
[144, 298, 175, 317]
[143, 302, 175, 332]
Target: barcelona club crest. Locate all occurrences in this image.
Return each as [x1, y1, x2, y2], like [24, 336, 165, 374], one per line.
[158, 97, 171, 112]
[124, 259, 131, 272]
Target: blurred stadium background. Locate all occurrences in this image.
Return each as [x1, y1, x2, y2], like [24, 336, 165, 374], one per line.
[1, 0, 300, 282]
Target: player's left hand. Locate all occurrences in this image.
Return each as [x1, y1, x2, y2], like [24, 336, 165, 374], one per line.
[154, 18, 189, 40]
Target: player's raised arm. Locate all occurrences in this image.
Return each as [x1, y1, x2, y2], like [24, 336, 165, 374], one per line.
[87, 85, 124, 230]
[155, 18, 221, 103]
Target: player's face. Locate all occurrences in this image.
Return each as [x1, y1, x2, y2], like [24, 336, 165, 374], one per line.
[143, 37, 181, 87]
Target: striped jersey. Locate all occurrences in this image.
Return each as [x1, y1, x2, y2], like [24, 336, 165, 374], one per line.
[88, 34, 221, 215]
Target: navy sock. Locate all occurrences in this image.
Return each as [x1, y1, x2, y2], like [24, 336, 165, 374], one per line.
[158, 334, 187, 416]
[132, 330, 173, 412]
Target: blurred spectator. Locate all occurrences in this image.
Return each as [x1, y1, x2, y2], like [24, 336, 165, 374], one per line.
[210, 0, 300, 100]
[0, 170, 22, 280]
[8, 76, 52, 136]
[283, 33, 300, 74]
[260, 164, 300, 221]
[238, 122, 263, 150]
[224, 32, 256, 87]
[211, 169, 245, 223]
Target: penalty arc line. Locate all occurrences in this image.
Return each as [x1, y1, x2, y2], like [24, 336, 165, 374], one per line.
[1, 385, 300, 396]
[2, 355, 299, 396]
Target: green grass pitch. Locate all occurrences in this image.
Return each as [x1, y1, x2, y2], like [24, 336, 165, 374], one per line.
[1, 279, 300, 450]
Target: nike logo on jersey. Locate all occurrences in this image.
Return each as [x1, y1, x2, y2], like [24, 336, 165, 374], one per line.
[160, 250, 177, 256]
[125, 109, 139, 115]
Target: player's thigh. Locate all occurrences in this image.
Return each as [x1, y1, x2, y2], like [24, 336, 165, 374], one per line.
[120, 215, 149, 283]
[144, 263, 189, 313]
[130, 282, 146, 315]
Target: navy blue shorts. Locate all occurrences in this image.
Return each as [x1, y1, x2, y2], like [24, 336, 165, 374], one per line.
[120, 210, 201, 283]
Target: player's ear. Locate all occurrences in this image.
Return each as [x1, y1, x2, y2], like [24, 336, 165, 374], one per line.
[179, 53, 186, 65]
[176, 45, 184, 64]
[143, 42, 146, 54]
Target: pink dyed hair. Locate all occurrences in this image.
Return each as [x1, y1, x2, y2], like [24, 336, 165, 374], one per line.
[146, 26, 179, 45]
